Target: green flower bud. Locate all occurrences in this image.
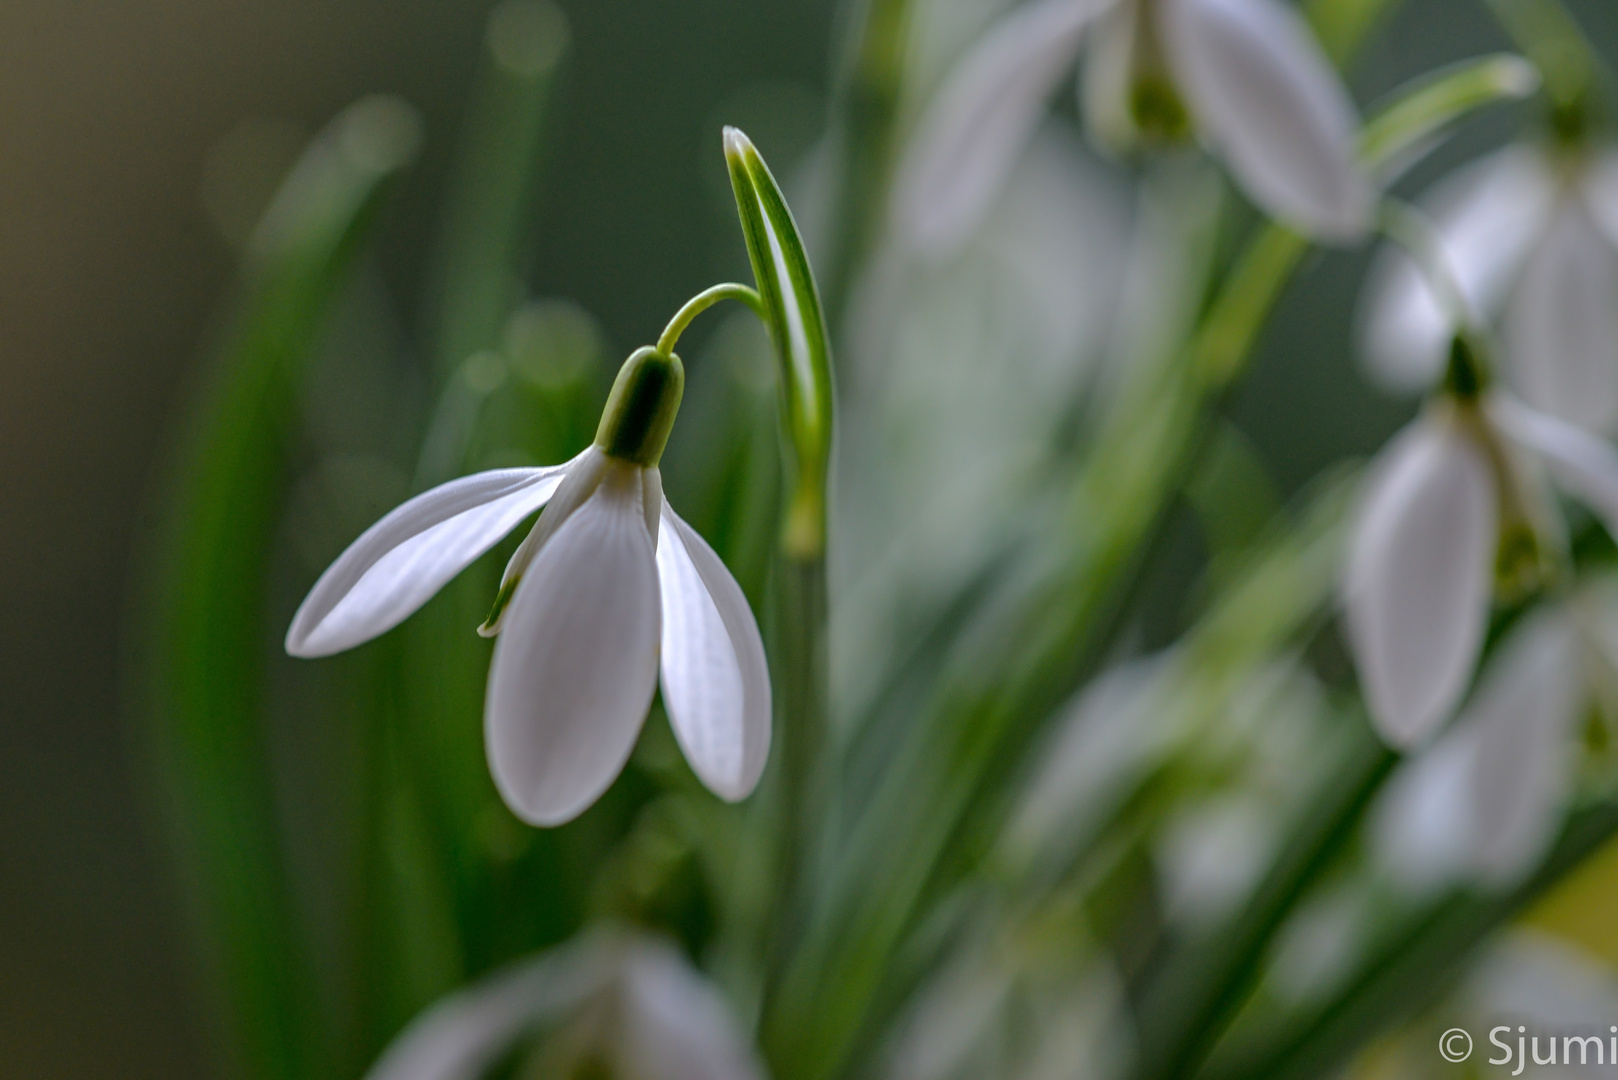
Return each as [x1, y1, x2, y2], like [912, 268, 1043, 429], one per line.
[595, 346, 685, 466]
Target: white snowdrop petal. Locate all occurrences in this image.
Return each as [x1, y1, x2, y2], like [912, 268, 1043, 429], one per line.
[1493, 396, 1618, 539]
[1158, 0, 1371, 240]
[1359, 147, 1555, 391]
[892, 0, 1104, 254]
[485, 468, 661, 826]
[1504, 197, 1618, 436]
[1343, 418, 1497, 748]
[363, 939, 612, 1080]
[656, 506, 771, 801]
[1579, 151, 1618, 249]
[615, 940, 767, 1080]
[1463, 611, 1579, 886]
[1372, 731, 1475, 895]
[286, 461, 576, 657]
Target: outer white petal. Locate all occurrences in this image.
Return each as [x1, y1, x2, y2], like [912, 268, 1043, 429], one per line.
[1503, 195, 1618, 436]
[614, 939, 768, 1080]
[891, 0, 1105, 254]
[1359, 147, 1556, 391]
[1372, 729, 1475, 895]
[363, 937, 612, 1080]
[1578, 150, 1618, 250]
[1343, 417, 1497, 748]
[1461, 610, 1579, 886]
[286, 460, 576, 657]
[1157, 0, 1372, 240]
[485, 466, 661, 826]
[1492, 395, 1618, 539]
[655, 505, 771, 801]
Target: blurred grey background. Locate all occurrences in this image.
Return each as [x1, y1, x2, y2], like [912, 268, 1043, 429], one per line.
[4, 0, 1618, 1075]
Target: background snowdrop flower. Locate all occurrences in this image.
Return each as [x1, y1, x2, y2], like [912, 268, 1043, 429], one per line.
[892, 0, 1371, 254]
[286, 345, 771, 826]
[1360, 145, 1618, 435]
[1343, 375, 1618, 749]
[364, 930, 767, 1080]
[1373, 608, 1582, 890]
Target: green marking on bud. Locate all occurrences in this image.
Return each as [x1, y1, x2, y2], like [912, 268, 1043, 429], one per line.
[595, 346, 685, 466]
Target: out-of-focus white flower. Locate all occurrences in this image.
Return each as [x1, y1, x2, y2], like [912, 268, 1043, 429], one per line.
[1373, 606, 1583, 890]
[1343, 390, 1618, 749]
[364, 931, 767, 1080]
[885, 914, 1133, 1080]
[287, 348, 770, 826]
[1361, 145, 1618, 435]
[892, 0, 1371, 254]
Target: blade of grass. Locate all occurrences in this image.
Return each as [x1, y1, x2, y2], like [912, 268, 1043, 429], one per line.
[1218, 801, 1618, 1080]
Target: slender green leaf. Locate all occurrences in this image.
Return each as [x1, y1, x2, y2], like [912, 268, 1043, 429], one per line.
[130, 95, 420, 1080]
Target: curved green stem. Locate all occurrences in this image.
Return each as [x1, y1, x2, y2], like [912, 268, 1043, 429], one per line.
[1374, 198, 1476, 339]
[656, 282, 763, 355]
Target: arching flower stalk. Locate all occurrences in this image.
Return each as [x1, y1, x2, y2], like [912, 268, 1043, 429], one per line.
[891, 0, 1374, 255]
[286, 294, 772, 826]
[1342, 337, 1618, 750]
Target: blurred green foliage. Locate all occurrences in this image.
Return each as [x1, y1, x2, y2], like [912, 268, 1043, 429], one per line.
[128, 1, 1618, 1079]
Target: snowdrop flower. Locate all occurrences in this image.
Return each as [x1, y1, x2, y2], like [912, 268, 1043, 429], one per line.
[1373, 602, 1598, 890]
[892, 0, 1372, 254]
[1343, 347, 1618, 749]
[286, 345, 771, 825]
[364, 930, 767, 1080]
[1361, 143, 1618, 435]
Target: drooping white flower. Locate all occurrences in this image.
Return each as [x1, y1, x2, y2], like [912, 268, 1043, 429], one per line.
[1372, 605, 1585, 890]
[1343, 388, 1618, 749]
[363, 930, 767, 1080]
[892, 0, 1371, 254]
[287, 347, 771, 826]
[1361, 144, 1618, 435]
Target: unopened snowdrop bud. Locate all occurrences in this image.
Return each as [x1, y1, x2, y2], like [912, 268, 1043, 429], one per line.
[363, 932, 767, 1080]
[595, 346, 685, 467]
[287, 325, 770, 826]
